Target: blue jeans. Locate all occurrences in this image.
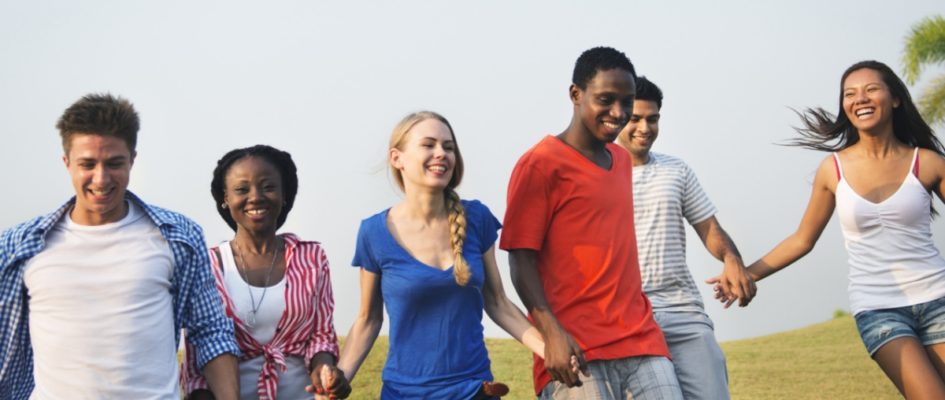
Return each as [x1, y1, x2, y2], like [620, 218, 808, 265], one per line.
[653, 311, 729, 400]
[539, 356, 682, 400]
[855, 295, 945, 356]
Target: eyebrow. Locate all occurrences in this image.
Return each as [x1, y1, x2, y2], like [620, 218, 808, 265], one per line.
[74, 155, 128, 163]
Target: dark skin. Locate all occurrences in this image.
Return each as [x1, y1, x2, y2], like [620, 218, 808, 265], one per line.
[509, 67, 636, 388]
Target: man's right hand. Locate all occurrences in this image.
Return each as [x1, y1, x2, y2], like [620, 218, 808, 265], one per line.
[544, 325, 587, 387]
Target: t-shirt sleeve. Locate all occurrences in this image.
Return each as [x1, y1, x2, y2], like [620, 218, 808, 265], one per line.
[351, 218, 380, 273]
[681, 162, 717, 225]
[500, 154, 552, 251]
[467, 200, 501, 253]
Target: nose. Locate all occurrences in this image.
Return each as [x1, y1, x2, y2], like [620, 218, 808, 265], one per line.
[637, 121, 650, 134]
[610, 102, 627, 121]
[433, 144, 447, 159]
[91, 165, 109, 185]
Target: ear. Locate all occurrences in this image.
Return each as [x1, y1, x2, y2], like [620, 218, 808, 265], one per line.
[389, 148, 404, 170]
[129, 150, 137, 166]
[569, 84, 582, 105]
[62, 154, 69, 168]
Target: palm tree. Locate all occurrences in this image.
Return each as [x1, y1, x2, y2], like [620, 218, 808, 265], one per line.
[902, 15, 945, 126]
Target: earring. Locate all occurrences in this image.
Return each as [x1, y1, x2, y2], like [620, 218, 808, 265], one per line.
[221, 202, 227, 209]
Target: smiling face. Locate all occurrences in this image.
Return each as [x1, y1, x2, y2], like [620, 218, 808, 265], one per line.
[63, 134, 135, 226]
[223, 156, 284, 235]
[390, 118, 458, 192]
[571, 68, 637, 144]
[842, 68, 900, 135]
[617, 99, 661, 161]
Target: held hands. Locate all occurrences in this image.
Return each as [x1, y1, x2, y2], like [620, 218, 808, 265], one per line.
[705, 256, 757, 308]
[544, 325, 588, 387]
[305, 363, 351, 400]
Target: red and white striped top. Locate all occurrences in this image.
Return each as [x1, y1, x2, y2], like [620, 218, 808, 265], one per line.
[181, 234, 339, 400]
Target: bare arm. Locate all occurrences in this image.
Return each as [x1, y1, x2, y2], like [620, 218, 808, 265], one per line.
[694, 216, 756, 307]
[745, 157, 837, 281]
[201, 354, 239, 400]
[336, 268, 384, 384]
[480, 246, 544, 357]
[508, 249, 586, 388]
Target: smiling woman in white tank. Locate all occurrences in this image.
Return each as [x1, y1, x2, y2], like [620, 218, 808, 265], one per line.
[716, 60, 945, 398]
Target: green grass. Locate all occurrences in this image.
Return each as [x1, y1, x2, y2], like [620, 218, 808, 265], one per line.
[342, 315, 902, 399]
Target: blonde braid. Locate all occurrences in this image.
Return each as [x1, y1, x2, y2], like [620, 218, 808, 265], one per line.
[446, 189, 470, 286]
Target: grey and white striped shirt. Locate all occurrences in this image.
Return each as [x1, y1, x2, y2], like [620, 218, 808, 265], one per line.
[633, 152, 716, 312]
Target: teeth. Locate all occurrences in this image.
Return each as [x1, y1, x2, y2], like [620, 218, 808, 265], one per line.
[89, 189, 110, 196]
[247, 209, 267, 216]
[855, 108, 874, 118]
[429, 165, 446, 173]
[604, 122, 622, 129]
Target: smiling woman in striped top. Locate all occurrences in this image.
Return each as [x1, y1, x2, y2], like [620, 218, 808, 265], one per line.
[183, 145, 350, 400]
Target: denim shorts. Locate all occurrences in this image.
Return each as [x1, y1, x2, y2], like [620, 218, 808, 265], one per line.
[854, 296, 945, 356]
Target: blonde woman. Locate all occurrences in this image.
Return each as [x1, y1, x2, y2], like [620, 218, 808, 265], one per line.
[334, 112, 545, 399]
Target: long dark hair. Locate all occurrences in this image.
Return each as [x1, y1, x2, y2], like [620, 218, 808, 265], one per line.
[789, 60, 943, 156]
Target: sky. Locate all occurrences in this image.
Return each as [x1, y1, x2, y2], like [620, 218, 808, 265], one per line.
[2, 1, 945, 342]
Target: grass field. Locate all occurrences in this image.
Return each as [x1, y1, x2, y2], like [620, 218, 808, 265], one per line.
[342, 314, 903, 399]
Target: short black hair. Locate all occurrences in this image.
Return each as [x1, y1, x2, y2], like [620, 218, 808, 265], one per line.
[210, 145, 299, 231]
[572, 47, 637, 90]
[56, 93, 139, 153]
[635, 76, 663, 109]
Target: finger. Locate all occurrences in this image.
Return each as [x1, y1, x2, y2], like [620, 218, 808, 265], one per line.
[724, 296, 736, 309]
[705, 276, 720, 284]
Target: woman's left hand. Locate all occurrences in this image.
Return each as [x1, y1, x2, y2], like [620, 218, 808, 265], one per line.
[306, 363, 351, 400]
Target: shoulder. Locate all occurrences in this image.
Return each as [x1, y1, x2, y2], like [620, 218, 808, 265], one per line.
[134, 195, 203, 233]
[356, 209, 389, 236]
[918, 147, 945, 169]
[460, 199, 490, 215]
[1, 215, 46, 249]
[514, 137, 559, 170]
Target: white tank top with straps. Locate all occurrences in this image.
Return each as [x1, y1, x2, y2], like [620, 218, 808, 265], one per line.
[834, 148, 945, 315]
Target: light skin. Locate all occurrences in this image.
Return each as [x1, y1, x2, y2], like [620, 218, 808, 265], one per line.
[337, 118, 547, 390]
[731, 67, 945, 398]
[615, 98, 756, 307]
[507, 68, 637, 388]
[219, 156, 349, 399]
[64, 134, 239, 399]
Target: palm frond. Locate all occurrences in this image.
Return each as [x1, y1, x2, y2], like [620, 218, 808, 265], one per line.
[902, 15, 945, 84]
[919, 74, 945, 126]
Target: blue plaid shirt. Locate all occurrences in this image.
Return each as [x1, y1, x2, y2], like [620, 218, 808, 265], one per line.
[0, 192, 239, 399]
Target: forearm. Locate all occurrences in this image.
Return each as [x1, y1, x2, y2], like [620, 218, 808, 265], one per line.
[749, 234, 814, 281]
[508, 250, 566, 337]
[485, 297, 545, 357]
[309, 351, 337, 371]
[202, 353, 239, 400]
[337, 316, 382, 382]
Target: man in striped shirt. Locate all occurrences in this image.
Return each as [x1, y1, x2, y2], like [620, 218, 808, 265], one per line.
[615, 77, 756, 400]
[0, 94, 239, 399]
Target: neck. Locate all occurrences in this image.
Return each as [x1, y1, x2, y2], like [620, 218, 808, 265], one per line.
[233, 229, 279, 255]
[615, 140, 649, 166]
[559, 121, 608, 158]
[855, 126, 901, 158]
[400, 186, 447, 223]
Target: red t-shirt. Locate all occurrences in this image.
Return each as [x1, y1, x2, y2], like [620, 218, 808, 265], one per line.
[500, 135, 669, 395]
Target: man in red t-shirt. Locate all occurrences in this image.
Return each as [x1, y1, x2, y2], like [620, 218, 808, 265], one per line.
[500, 47, 682, 399]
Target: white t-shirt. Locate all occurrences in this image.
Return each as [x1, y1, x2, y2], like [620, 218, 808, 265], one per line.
[633, 152, 717, 311]
[24, 201, 179, 399]
[218, 241, 310, 400]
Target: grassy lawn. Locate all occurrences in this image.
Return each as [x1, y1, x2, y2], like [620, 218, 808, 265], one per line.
[341, 314, 902, 399]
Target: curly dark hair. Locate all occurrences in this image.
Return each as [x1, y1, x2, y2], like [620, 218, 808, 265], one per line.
[572, 47, 636, 90]
[210, 145, 299, 232]
[56, 93, 140, 153]
[789, 60, 943, 156]
[635, 76, 663, 109]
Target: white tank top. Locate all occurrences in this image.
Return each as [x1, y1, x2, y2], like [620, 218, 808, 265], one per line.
[834, 148, 945, 314]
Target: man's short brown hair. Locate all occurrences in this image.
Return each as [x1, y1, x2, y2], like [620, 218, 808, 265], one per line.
[56, 93, 139, 153]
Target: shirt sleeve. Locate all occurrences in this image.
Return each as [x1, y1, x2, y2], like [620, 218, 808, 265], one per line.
[469, 200, 501, 254]
[500, 154, 552, 251]
[681, 162, 717, 226]
[305, 244, 341, 367]
[351, 218, 380, 273]
[181, 224, 240, 369]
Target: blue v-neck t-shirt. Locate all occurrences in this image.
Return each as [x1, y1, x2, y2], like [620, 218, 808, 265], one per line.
[352, 199, 501, 399]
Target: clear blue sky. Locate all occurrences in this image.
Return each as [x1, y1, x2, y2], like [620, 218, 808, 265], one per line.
[2, 1, 944, 341]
